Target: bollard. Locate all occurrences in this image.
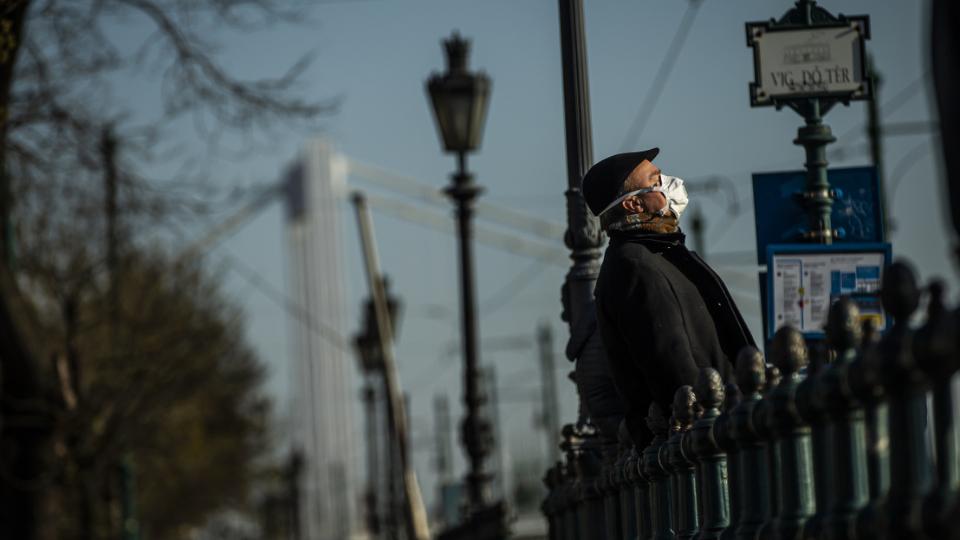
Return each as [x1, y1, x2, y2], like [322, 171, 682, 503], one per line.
[755, 365, 781, 540]
[690, 368, 729, 540]
[618, 423, 639, 540]
[730, 347, 769, 540]
[849, 319, 888, 540]
[879, 261, 930, 540]
[767, 327, 814, 540]
[644, 402, 675, 540]
[714, 382, 742, 540]
[670, 386, 700, 540]
[795, 341, 832, 540]
[821, 297, 869, 540]
[916, 281, 960, 539]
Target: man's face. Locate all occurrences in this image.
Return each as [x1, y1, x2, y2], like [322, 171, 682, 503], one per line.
[624, 159, 661, 191]
[620, 159, 666, 215]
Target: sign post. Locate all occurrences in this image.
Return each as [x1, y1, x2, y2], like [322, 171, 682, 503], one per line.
[747, 0, 871, 244]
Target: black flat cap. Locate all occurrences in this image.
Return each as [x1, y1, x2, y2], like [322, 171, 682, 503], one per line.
[581, 148, 659, 216]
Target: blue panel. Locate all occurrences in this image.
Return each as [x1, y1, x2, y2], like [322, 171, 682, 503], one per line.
[856, 265, 880, 280]
[752, 166, 884, 264]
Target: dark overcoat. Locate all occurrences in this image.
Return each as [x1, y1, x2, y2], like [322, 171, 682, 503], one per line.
[594, 230, 754, 447]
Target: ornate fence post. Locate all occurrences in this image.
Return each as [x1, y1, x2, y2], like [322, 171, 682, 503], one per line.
[630, 445, 653, 540]
[821, 297, 869, 540]
[755, 366, 781, 540]
[560, 424, 581, 540]
[690, 368, 729, 540]
[730, 347, 769, 540]
[619, 423, 639, 540]
[714, 382, 742, 540]
[849, 319, 888, 540]
[796, 342, 831, 540]
[543, 464, 562, 540]
[879, 261, 930, 540]
[575, 425, 607, 540]
[767, 327, 814, 540]
[602, 441, 623, 540]
[916, 281, 959, 539]
[670, 386, 700, 540]
[644, 402, 675, 540]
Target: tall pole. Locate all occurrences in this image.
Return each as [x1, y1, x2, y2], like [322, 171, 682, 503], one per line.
[538, 324, 560, 464]
[794, 98, 836, 244]
[690, 207, 706, 260]
[362, 384, 380, 537]
[434, 394, 454, 484]
[483, 365, 504, 501]
[866, 57, 888, 237]
[557, 0, 603, 331]
[351, 193, 431, 540]
[445, 150, 493, 512]
[789, 0, 843, 245]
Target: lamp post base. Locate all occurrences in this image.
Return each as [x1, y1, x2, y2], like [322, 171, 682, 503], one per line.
[436, 501, 510, 540]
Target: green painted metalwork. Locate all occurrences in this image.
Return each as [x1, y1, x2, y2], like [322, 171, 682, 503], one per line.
[629, 447, 653, 540]
[821, 297, 869, 540]
[644, 402, 676, 539]
[796, 342, 832, 540]
[602, 441, 623, 540]
[849, 319, 889, 540]
[730, 347, 769, 540]
[755, 365, 782, 540]
[619, 423, 639, 540]
[574, 428, 606, 540]
[714, 382, 742, 540]
[543, 464, 564, 540]
[560, 424, 582, 540]
[768, 327, 815, 540]
[670, 386, 700, 540]
[690, 368, 730, 540]
[879, 262, 930, 540]
[916, 281, 960, 539]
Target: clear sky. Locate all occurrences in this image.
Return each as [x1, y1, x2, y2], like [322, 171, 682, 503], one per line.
[103, 0, 947, 514]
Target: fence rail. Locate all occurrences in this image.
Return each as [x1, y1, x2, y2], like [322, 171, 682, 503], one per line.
[541, 260, 960, 540]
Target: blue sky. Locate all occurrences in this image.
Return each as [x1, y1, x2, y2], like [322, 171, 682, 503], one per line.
[103, 0, 947, 512]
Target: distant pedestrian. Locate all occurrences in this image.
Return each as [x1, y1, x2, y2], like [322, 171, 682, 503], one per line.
[582, 147, 755, 446]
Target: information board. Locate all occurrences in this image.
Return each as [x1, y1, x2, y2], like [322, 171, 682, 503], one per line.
[766, 243, 890, 339]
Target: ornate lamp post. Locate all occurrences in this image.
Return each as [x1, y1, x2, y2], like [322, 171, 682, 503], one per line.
[426, 32, 505, 538]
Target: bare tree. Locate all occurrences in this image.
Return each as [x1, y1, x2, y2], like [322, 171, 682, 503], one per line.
[0, 1, 335, 538]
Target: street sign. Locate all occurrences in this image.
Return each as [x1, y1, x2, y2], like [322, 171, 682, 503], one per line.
[752, 166, 885, 264]
[747, 16, 871, 107]
[765, 242, 891, 339]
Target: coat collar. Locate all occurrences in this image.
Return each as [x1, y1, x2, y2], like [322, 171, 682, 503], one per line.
[607, 229, 687, 253]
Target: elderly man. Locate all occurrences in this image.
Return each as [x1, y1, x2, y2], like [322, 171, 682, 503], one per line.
[582, 147, 754, 447]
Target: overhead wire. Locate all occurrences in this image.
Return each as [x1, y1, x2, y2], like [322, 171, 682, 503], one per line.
[619, 0, 704, 152]
[346, 158, 567, 242]
[219, 248, 353, 354]
[480, 260, 551, 317]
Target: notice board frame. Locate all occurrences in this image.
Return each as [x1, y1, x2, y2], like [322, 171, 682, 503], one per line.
[765, 242, 892, 340]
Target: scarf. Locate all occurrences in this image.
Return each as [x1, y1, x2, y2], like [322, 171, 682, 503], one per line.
[600, 204, 679, 235]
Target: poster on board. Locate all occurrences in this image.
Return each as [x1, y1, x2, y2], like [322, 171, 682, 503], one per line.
[767, 243, 891, 339]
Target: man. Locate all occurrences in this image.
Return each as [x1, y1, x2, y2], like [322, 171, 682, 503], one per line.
[582, 147, 754, 447]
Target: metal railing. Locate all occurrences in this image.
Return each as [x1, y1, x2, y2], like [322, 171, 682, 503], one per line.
[541, 260, 960, 540]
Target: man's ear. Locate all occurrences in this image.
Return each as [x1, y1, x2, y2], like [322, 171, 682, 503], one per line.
[622, 196, 643, 214]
